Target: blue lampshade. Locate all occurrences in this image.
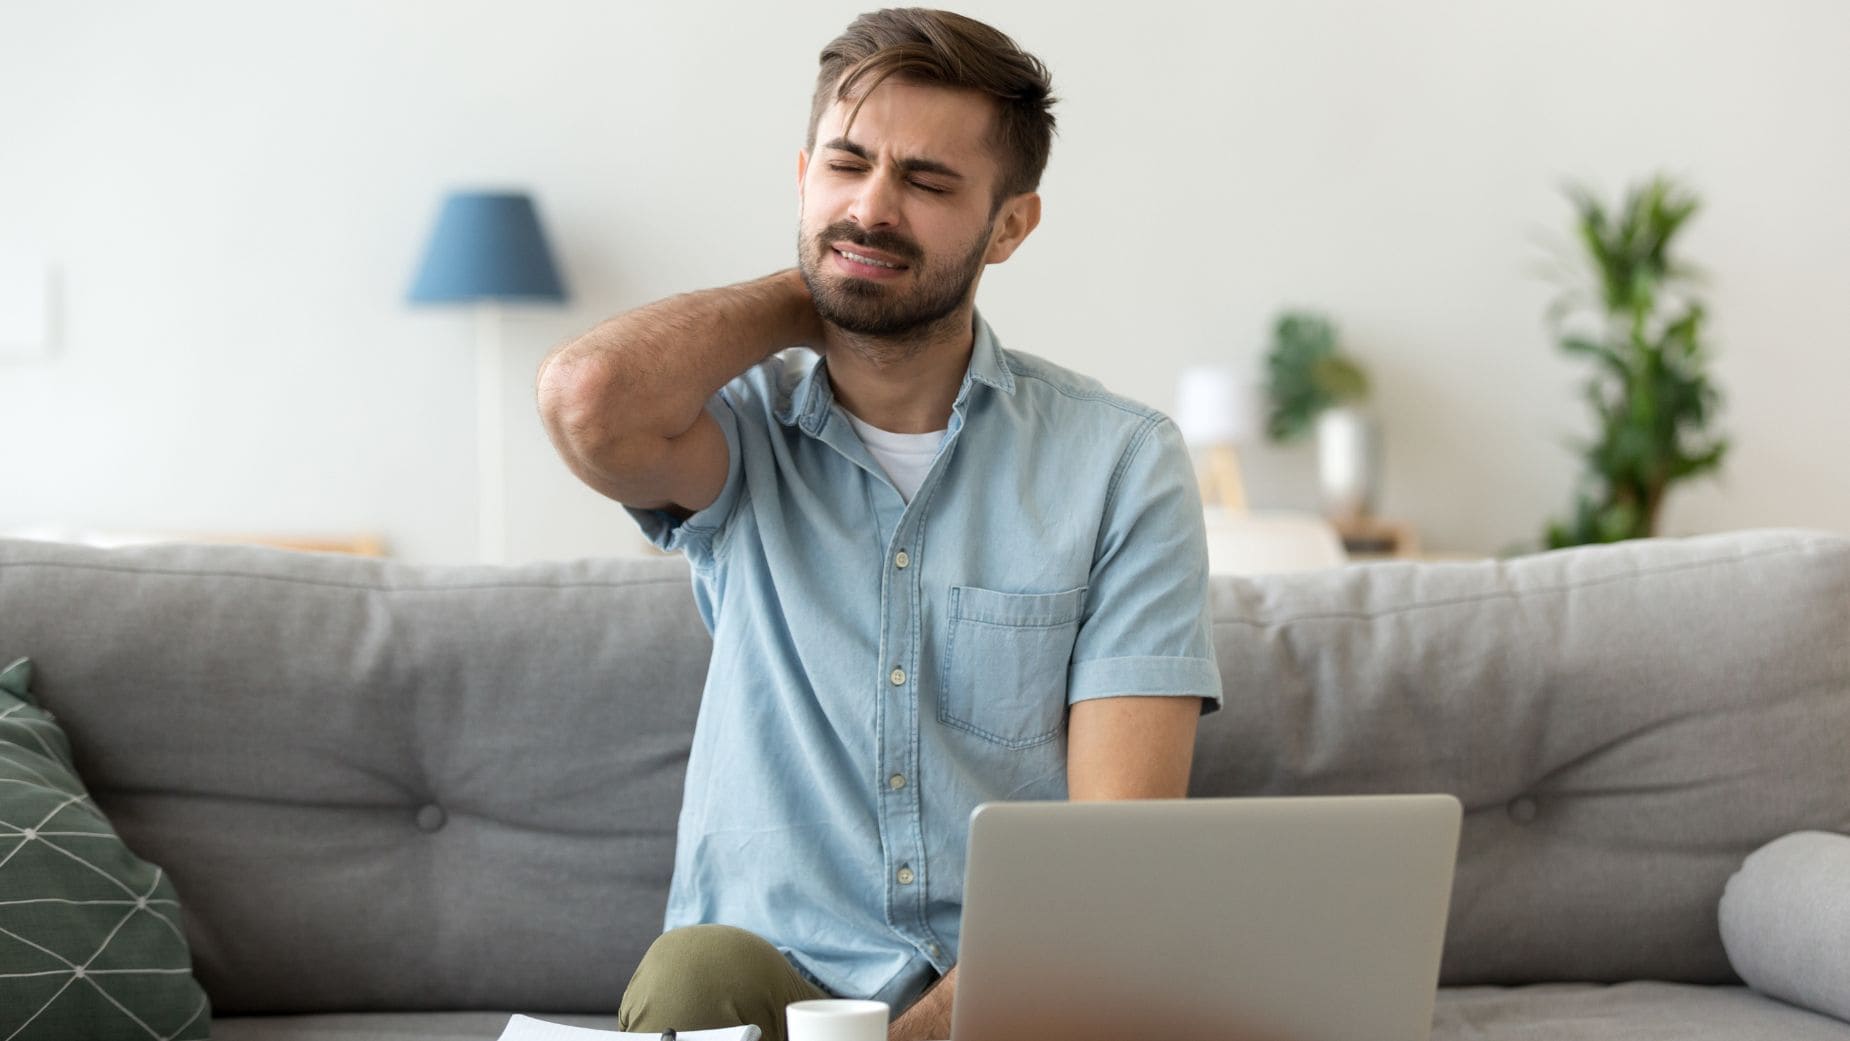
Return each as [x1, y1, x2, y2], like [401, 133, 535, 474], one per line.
[408, 190, 568, 304]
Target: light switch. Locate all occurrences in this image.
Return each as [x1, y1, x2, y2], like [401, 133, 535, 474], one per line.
[0, 250, 53, 361]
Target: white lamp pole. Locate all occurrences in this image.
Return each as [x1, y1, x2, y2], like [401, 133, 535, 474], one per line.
[474, 301, 506, 564]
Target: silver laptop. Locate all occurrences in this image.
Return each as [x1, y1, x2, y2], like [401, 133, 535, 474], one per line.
[951, 795, 1462, 1041]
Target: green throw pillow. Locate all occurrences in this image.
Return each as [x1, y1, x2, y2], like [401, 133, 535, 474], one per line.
[0, 657, 210, 1039]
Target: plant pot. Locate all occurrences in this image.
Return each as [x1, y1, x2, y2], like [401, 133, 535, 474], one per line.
[1316, 406, 1381, 521]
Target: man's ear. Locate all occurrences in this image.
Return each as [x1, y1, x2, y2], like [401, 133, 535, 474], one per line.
[796, 149, 810, 210]
[984, 192, 1042, 264]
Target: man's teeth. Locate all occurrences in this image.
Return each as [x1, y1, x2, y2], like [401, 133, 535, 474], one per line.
[840, 249, 901, 269]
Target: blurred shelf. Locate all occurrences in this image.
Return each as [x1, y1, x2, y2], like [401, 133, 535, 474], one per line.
[1347, 549, 1486, 564]
[1, 527, 388, 557]
[1332, 517, 1482, 564]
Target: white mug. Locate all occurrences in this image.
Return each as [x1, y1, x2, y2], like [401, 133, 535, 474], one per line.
[785, 998, 890, 1041]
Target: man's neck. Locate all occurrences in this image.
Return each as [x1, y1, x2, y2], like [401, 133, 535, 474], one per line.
[820, 305, 975, 434]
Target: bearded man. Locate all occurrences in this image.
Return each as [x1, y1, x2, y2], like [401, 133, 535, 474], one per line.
[537, 10, 1221, 1040]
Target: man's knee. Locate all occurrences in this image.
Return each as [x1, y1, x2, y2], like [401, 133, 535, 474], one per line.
[639, 924, 788, 982]
[620, 925, 815, 1038]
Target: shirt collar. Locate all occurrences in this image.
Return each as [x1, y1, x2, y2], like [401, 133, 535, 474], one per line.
[778, 310, 1016, 433]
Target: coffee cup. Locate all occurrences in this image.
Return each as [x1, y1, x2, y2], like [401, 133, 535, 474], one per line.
[785, 998, 890, 1041]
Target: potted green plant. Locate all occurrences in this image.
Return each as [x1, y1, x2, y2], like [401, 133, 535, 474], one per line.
[1540, 175, 1729, 549]
[1263, 311, 1377, 520]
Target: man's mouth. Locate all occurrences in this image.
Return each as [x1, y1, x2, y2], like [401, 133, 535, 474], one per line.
[838, 248, 903, 269]
[831, 242, 910, 273]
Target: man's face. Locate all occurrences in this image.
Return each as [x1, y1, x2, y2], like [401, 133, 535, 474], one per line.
[797, 78, 1018, 340]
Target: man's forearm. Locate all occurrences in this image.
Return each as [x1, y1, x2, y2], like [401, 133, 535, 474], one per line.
[535, 268, 819, 447]
[889, 965, 956, 1041]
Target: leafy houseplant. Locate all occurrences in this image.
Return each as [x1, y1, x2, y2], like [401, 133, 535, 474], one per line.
[1541, 176, 1729, 549]
[1263, 311, 1369, 442]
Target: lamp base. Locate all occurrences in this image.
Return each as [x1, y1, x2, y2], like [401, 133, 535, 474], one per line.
[1195, 444, 1249, 513]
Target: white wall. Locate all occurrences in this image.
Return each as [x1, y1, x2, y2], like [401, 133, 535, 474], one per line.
[3, 0, 1847, 562]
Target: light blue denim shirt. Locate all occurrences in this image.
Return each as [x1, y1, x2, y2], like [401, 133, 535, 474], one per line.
[625, 312, 1222, 1012]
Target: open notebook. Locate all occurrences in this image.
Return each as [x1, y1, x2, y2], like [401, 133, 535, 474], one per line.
[497, 1014, 761, 1041]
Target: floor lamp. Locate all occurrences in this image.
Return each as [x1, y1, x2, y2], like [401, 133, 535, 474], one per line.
[408, 190, 568, 563]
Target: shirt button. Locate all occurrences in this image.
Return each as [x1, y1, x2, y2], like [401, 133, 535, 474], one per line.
[889, 773, 907, 790]
[896, 866, 916, 885]
[928, 943, 942, 958]
[894, 550, 910, 569]
[890, 667, 906, 686]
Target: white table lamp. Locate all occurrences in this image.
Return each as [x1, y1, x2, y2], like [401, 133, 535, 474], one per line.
[1174, 365, 1265, 512]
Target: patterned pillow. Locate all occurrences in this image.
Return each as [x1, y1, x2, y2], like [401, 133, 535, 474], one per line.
[0, 657, 210, 1039]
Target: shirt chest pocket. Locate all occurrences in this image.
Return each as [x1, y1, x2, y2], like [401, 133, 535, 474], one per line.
[939, 584, 1088, 749]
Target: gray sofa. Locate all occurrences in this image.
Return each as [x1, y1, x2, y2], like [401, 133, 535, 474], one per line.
[2, 527, 1847, 1040]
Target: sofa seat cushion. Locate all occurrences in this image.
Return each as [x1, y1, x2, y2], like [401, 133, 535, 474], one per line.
[212, 1011, 616, 1041]
[1434, 982, 1850, 1039]
[212, 989, 1850, 1041]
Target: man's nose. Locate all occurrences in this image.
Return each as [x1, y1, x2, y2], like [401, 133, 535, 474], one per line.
[847, 172, 901, 230]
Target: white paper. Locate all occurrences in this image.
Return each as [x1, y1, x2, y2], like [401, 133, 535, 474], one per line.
[497, 1013, 761, 1041]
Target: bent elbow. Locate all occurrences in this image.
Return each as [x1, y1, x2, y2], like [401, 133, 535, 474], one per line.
[537, 350, 628, 461]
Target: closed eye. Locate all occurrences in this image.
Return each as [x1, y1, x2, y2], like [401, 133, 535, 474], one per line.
[827, 163, 948, 195]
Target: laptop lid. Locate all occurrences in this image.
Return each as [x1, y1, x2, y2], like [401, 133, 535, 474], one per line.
[950, 795, 1462, 1041]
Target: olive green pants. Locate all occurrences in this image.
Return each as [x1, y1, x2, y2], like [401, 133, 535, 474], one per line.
[617, 925, 830, 1041]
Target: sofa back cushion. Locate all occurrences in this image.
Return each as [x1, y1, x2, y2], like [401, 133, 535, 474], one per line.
[1191, 528, 1850, 984]
[0, 540, 709, 1014]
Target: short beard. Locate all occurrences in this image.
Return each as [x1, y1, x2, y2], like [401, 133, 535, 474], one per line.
[798, 219, 991, 356]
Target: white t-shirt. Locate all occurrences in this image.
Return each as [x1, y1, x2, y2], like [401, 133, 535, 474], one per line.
[844, 410, 947, 503]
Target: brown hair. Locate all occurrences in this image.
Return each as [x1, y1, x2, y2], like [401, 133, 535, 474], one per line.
[808, 8, 1058, 208]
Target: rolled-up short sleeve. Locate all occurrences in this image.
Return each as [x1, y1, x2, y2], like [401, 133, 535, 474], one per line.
[1067, 416, 1223, 714]
[622, 389, 746, 570]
